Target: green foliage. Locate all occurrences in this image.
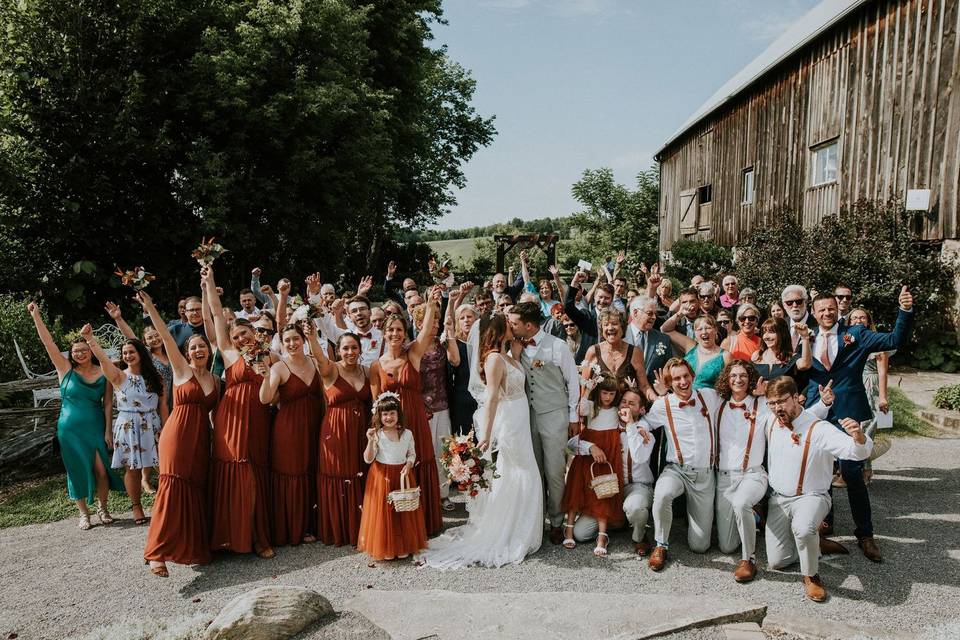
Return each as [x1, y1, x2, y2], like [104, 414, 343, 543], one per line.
[666, 239, 734, 286]
[911, 333, 960, 372]
[736, 200, 956, 358]
[0, 0, 493, 324]
[411, 216, 574, 242]
[887, 388, 939, 437]
[933, 383, 960, 411]
[0, 293, 67, 382]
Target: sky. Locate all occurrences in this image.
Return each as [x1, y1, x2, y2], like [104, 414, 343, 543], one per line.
[431, 0, 821, 230]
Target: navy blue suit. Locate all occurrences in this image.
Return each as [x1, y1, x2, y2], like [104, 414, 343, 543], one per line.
[805, 307, 915, 538]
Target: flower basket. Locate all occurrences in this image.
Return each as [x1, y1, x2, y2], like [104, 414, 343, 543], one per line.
[590, 461, 619, 499]
[386, 469, 420, 512]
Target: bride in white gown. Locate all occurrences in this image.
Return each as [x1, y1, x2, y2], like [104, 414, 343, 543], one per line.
[421, 313, 543, 569]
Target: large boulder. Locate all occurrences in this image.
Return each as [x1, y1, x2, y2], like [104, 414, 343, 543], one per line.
[204, 586, 333, 640]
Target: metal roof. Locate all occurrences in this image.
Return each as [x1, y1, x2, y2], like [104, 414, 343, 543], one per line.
[654, 0, 870, 159]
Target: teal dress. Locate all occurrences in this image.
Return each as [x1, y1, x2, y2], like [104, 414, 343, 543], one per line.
[684, 345, 726, 390]
[57, 370, 124, 501]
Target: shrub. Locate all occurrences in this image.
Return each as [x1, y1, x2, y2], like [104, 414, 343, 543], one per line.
[0, 294, 69, 383]
[667, 239, 734, 286]
[933, 383, 960, 411]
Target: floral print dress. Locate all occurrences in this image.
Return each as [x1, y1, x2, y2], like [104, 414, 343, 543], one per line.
[111, 373, 163, 470]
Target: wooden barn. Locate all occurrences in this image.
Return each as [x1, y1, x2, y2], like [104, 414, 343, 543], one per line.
[655, 0, 960, 255]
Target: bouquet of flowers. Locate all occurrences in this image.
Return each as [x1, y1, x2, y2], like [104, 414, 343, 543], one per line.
[439, 431, 498, 498]
[114, 266, 156, 290]
[191, 237, 229, 266]
[239, 332, 271, 368]
[430, 259, 455, 288]
[290, 295, 325, 322]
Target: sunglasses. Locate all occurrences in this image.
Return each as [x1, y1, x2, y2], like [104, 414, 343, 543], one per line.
[835, 295, 851, 300]
[255, 327, 276, 336]
[783, 299, 805, 307]
[718, 320, 731, 326]
[562, 323, 576, 328]
[698, 294, 712, 300]
[740, 315, 758, 322]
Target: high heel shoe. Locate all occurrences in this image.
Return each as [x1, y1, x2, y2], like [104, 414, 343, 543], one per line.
[96, 502, 114, 525]
[131, 502, 149, 525]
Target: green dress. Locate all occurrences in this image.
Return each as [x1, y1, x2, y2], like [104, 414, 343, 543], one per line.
[684, 345, 726, 390]
[57, 370, 124, 501]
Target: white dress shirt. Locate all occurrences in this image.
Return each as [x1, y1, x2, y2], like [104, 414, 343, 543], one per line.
[642, 389, 722, 469]
[790, 312, 811, 349]
[317, 313, 383, 368]
[235, 308, 261, 321]
[814, 324, 839, 366]
[525, 328, 581, 422]
[567, 420, 655, 485]
[765, 409, 873, 497]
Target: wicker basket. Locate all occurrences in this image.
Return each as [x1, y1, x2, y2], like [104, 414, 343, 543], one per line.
[387, 469, 421, 512]
[590, 462, 619, 499]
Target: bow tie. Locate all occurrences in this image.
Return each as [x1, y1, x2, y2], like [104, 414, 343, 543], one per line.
[678, 399, 697, 409]
[522, 338, 537, 347]
[729, 402, 746, 410]
[358, 332, 372, 339]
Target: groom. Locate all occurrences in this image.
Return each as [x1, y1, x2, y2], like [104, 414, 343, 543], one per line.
[507, 302, 580, 544]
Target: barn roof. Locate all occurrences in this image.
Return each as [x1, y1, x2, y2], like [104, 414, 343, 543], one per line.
[654, 0, 869, 159]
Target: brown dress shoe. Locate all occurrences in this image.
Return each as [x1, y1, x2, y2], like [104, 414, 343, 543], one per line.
[802, 574, 827, 602]
[733, 559, 756, 583]
[548, 526, 564, 545]
[857, 536, 883, 563]
[634, 540, 651, 557]
[648, 546, 668, 572]
[819, 536, 849, 555]
[818, 521, 833, 536]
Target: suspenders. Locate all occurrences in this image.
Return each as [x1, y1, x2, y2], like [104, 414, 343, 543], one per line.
[695, 391, 715, 468]
[663, 393, 714, 468]
[716, 395, 758, 471]
[795, 422, 818, 496]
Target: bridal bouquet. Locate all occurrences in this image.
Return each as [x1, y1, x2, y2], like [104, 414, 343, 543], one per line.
[290, 295, 325, 322]
[191, 237, 229, 266]
[114, 266, 156, 290]
[239, 332, 271, 368]
[439, 431, 498, 498]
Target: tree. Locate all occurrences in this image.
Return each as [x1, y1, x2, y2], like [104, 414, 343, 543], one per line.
[0, 0, 494, 322]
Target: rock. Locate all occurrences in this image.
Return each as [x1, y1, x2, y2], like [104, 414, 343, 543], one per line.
[205, 586, 333, 640]
[293, 612, 390, 640]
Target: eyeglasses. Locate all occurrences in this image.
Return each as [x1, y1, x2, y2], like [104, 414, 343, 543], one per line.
[718, 320, 731, 326]
[255, 328, 275, 336]
[185, 307, 202, 314]
[740, 315, 758, 322]
[835, 295, 851, 301]
[783, 299, 805, 307]
[562, 323, 576, 328]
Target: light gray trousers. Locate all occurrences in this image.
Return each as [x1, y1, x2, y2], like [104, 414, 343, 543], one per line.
[529, 406, 569, 528]
[572, 482, 653, 542]
[652, 464, 715, 552]
[715, 468, 768, 560]
[765, 492, 832, 576]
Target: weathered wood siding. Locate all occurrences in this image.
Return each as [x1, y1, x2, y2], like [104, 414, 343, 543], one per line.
[658, 0, 960, 252]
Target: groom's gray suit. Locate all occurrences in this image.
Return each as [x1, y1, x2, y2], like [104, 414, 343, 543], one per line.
[520, 328, 580, 529]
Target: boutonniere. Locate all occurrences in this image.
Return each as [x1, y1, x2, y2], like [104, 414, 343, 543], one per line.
[843, 333, 855, 346]
[369, 339, 377, 349]
[791, 432, 801, 446]
[655, 342, 667, 356]
[742, 410, 755, 421]
[532, 359, 544, 369]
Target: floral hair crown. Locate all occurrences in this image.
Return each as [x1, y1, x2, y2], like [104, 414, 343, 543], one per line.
[372, 391, 401, 414]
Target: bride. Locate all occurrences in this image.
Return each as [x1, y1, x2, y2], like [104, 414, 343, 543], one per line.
[420, 313, 543, 569]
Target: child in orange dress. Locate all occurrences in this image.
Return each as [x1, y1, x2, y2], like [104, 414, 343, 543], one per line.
[357, 392, 428, 561]
[561, 371, 624, 557]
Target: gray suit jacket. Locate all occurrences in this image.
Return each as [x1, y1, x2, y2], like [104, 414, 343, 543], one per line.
[625, 326, 673, 384]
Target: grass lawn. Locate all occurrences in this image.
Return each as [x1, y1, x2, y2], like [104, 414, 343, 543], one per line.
[886, 387, 939, 438]
[427, 238, 484, 264]
[0, 472, 156, 529]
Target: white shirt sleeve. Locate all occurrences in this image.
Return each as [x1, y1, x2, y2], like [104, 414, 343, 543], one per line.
[642, 398, 667, 430]
[624, 422, 654, 465]
[808, 399, 831, 420]
[556, 339, 581, 422]
[317, 313, 345, 341]
[566, 435, 594, 456]
[811, 420, 873, 461]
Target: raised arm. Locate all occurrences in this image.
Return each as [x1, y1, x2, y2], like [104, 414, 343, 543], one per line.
[79, 324, 124, 388]
[519, 250, 532, 289]
[275, 279, 291, 329]
[660, 311, 695, 353]
[26, 302, 71, 378]
[564, 272, 597, 338]
[612, 250, 625, 281]
[306, 322, 338, 381]
[409, 286, 441, 363]
[202, 266, 236, 363]
[136, 291, 191, 380]
[104, 301, 137, 339]
[795, 323, 813, 371]
[548, 265, 567, 302]
[442, 311, 460, 366]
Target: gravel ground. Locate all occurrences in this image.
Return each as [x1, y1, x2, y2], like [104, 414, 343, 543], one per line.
[2, 434, 959, 640]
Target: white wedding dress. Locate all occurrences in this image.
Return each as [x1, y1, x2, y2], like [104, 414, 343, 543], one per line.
[421, 356, 543, 569]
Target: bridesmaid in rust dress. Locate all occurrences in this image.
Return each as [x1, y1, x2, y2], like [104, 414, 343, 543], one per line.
[370, 286, 443, 536]
[138, 290, 219, 578]
[260, 322, 325, 546]
[203, 267, 277, 558]
[308, 330, 371, 546]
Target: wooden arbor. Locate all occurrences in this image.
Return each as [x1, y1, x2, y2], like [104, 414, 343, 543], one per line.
[493, 233, 559, 274]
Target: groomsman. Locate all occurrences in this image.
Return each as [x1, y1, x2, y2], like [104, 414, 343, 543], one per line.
[804, 286, 914, 562]
[763, 376, 873, 602]
[781, 284, 819, 350]
[624, 296, 672, 386]
[567, 387, 656, 554]
[641, 358, 720, 571]
[507, 302, 581, 545]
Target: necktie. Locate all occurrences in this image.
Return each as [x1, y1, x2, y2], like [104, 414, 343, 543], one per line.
[639, 331, 647, 355]
[820, 333, 832, 370]
[679, 399, 696, 409]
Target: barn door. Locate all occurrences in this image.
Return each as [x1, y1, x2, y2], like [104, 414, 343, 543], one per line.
[679, 188, 698, 234]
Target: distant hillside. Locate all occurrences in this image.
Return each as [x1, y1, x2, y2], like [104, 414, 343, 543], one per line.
[426, 238, 483, 263]
[412, 215, 573, 242]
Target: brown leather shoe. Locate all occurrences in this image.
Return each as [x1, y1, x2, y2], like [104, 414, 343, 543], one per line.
[802, 574, 827, 602]
[634, 540, 651, 557]
[548, 526, 564, 546]
[857, 536, 883, 563]
[819, 536, 849, 555]
[818, 521, 833, 536]
[733, 559, 756, 583]
[648, 545, 668, 572]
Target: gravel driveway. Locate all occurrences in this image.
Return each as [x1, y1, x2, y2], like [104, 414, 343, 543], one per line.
[2, 434, 959, 639]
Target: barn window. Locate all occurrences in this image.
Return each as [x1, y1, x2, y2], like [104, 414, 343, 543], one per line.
[742, 167, 754, 204]
[698, 184, 712, 204]
[811, 140, 838, 186]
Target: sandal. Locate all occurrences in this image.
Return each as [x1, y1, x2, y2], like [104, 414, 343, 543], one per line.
[302, 534, 317, 544]
[78, 513, 92, 531]
[131, 502, 149, 526]
[562, 523, 576, 550]
[148, 561, 169, 578]
[594, 532, 609, 558]
[256, 547, 276, 559]
[96, 502, 114, 525]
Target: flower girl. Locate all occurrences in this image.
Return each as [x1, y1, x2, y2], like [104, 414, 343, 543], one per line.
[561, 371, 624, 557]
[357, 392, 428, 561]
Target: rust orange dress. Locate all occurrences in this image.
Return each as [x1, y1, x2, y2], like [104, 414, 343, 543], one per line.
[144, 375, 217, 565]
[316, 374, 371, 546]
[561, 407, 625, 527]
[209, 358, 273, 554]
[356, 428, 428, 560]
[379, 361, 442, 536]
[270, 368, 324, 546]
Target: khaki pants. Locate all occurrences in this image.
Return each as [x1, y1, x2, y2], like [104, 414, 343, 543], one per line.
[652, 464, 715, 552]
[572, 482, 653, 542]
[765, 492, 832, 576]
[715, 468, 768, 561]
[530, 406, 569, 528]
